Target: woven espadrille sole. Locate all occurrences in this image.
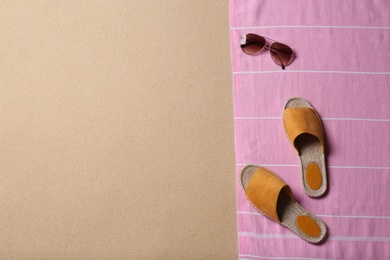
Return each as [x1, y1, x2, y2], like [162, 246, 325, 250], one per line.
[283, 97, 328, 197]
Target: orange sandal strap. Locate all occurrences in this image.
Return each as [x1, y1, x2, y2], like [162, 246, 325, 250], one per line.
[245, 167, 294, 222]
[283, 107, 325, 153]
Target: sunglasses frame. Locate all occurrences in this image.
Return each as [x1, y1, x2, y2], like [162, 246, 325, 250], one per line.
[240, 33, 294, 70]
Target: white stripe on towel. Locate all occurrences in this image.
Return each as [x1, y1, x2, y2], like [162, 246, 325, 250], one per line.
[237, 211, 390, 219]
[231, 25, 390, 30]
[239, 254, 332, 260]
[235, 163, 390, 170]
[233, 70, 390, 75]
[234, 117, 390, 122]
[239, 232, 390, 242]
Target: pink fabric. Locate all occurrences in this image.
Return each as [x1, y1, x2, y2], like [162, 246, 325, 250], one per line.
[230, 1, 390, 259]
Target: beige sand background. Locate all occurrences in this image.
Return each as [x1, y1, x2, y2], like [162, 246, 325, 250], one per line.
[0, 1, 237, 259]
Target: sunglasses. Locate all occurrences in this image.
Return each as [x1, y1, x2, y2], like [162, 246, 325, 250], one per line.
[240, 33, 294, 70]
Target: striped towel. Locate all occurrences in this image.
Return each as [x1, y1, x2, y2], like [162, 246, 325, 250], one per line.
[230, 0, 390, 259]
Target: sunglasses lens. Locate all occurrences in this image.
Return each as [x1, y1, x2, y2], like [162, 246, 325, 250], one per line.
[241, 34, 266, 55]
[270, 42, 293, 69]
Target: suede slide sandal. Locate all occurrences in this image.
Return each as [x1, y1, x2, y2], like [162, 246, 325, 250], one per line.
[283, 97, 327, 197]
[241, 165, 327, 244]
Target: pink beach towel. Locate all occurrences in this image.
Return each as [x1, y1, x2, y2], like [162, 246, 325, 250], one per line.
[230, 1, 390, 259]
